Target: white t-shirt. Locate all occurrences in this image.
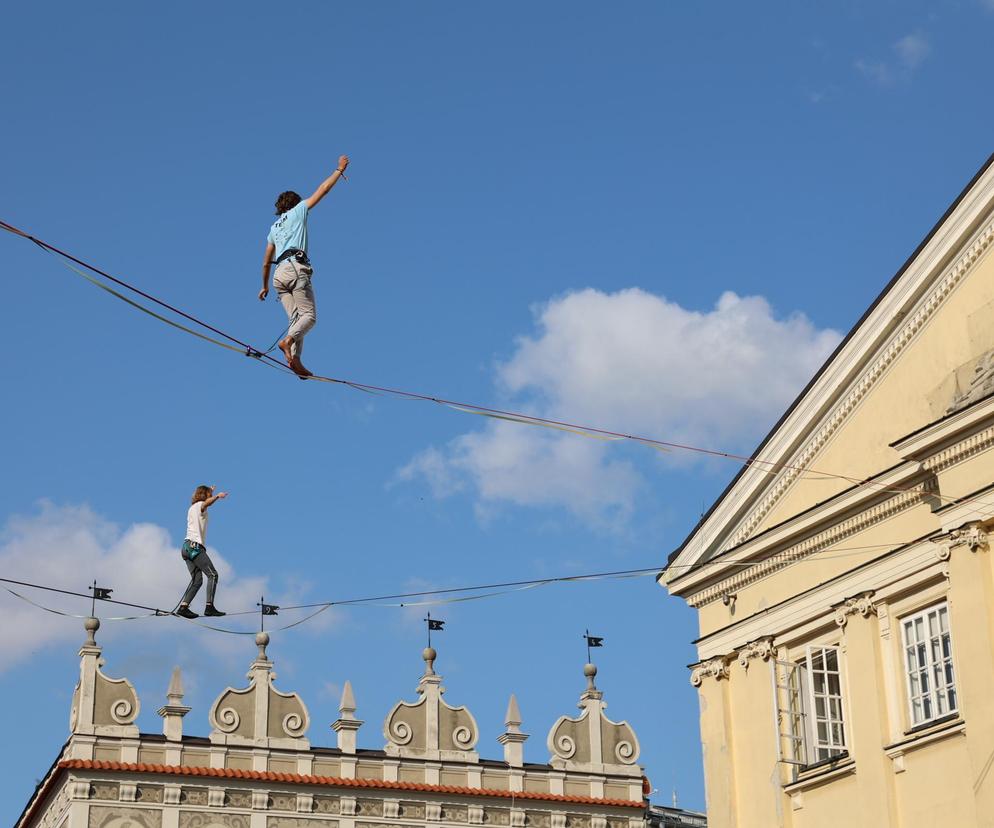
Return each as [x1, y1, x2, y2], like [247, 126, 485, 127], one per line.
[186, 502, 208, 546]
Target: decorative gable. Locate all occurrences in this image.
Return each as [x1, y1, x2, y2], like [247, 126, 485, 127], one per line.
[208, 631, 310, 749]
[383, 646, 479, 762]
[547, 663, 640, 776]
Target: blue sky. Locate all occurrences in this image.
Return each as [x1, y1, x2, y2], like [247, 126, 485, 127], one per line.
[2, 1, 993, 819]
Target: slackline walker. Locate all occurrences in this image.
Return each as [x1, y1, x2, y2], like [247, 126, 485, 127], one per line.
[259, 154, 350, 377]
[0, 215, 975, 509]
[175, 484, 229, 619]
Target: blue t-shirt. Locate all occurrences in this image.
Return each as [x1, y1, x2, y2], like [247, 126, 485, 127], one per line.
[268, 201, 309, 259]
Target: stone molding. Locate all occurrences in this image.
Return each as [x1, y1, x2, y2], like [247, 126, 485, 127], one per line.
[736, 637, 776, 670]
[719, 215, 994, 554]
[924, 425, 994, 477]
[687, 478, 933, 608]
[690, 656, 731, 687]
[833, 591, 877, 627]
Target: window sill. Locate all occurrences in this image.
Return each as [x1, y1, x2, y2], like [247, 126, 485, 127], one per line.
[884, 716, 965, 772]
[784, 755, 856, 795]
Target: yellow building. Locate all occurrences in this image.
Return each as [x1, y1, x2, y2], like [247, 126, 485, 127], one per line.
[663, 153, 994, 827]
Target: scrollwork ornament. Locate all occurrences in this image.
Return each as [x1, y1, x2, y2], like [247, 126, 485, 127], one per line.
[615, 740, 635, 763]
[737, 638, 775, 670]
[949, 525, 989, 553]
[111, 698, 135, 724]
[555, 733, 577, 759]
[835, 592, 877, 627]
[215, 706, 240, 733]
[453, 724, 475, 748]
[390, 719, 413, 745]
[283, 711, 306, 737]
[690, 656, 730, 686]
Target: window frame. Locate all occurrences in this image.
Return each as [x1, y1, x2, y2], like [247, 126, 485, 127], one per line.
[773, 644, 850, 774]
[900, 602, 958, 728]
[803, 645, 848, 763]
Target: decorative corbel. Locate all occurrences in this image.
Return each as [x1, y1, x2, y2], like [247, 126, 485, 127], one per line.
[947, 524, 990, 554]
[834, 591, 877, 627]
[690, 655, 731, 687]
[736, 637, 776, 671]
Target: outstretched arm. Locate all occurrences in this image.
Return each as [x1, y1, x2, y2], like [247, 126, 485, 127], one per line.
[259, 242, 275, 301]
[305, 155, 350, 209]
[200, 488, 229, 513]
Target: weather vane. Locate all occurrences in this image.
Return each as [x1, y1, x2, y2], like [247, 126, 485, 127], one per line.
[425, 612, 445, 647]
[583, 629, 604, 663]
[88, 580, 113, 617]
[257, 595, 279, 631]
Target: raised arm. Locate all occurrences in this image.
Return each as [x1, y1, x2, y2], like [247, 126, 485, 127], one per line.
[259, 242, 275, 301]
[200, 488, 229, 513]
[305, 155, 350, 209]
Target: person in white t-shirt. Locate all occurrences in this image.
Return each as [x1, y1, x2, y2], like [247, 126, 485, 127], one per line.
[175, 484, 228, 619]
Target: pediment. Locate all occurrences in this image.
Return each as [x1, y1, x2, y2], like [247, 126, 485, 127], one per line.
[667, 154, 994, 585]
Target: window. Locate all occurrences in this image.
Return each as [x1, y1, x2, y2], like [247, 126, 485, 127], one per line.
[774, 646, 848, 770]
[901, 603, 957, 727]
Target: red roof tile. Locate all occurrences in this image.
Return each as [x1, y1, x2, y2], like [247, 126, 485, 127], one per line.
[56, 759, 644, 808]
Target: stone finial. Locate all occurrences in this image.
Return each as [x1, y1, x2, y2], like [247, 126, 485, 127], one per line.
[158, 667, 191, 742]
[546, 663, 641, 776]
[255, 631, 271, 663]
[69, 617, 140, 738]
[383, 646, 479, 762]
[208, 634, 310, 749]
[583, 663, 599, 695]
[498, 694, 529, 767]
[332, 680, 364, 753]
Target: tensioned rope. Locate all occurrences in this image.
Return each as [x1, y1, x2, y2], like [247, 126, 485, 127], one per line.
[0, 531, 965, 635]
[0, 218, 981, 510]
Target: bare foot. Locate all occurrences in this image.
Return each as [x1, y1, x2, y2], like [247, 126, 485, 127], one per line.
[276, 338, 309, 376]
[278, 336, 295, 367]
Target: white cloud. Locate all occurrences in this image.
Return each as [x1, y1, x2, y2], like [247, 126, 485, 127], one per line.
[0, 501, 268, 670]
[398, 288, 840, 527]
[856, 32, 930, 87]
[894, 33, 930, 70]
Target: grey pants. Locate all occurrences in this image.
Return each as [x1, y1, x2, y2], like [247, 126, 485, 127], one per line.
[180, 542, 219, 606]
[273, 258, 316, 358]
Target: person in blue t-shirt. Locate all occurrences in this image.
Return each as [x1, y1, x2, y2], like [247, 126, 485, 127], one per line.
[259, 154, 350, 376]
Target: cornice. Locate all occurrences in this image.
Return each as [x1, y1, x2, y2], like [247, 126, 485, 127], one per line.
[695, 540, 949, 661]
[723, 216, 994, 551]
[891, 394, 994, 459]
[671, 183, 994, 573]
[683, 477, 934, 609]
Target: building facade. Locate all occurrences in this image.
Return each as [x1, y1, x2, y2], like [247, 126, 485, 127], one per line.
[18, 617, 662, 828]
[663, 153, 994, 826]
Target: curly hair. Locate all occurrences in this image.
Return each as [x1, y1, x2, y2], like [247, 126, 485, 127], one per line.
[275, 191, 303, 215]
[191, 485, 213, 504]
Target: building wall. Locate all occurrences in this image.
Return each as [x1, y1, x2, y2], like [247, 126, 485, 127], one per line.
[669, 158, 994, 827]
